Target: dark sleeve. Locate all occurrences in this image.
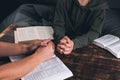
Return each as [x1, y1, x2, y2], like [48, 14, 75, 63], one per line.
[102, 9, 120, 37]
[53, 0, 65, 45]
[73, 9, 107, 49]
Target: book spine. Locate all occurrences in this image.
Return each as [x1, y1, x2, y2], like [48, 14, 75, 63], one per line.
[0, 24, 16, 38]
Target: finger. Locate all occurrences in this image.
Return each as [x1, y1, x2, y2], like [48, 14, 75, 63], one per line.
[40, 39, 51, 46]
[63, 47, 71, 52]
[63, 37, 74, 48]
[60, 38, 67, 44]
[63, 50, 72, 55]
[57, 46, 71, 55]
[64, 36, 71, 43]
[63, 42, 71, 48]
[58, 44, 72, 54]
[60, 36, 71, 46]
[48, 41, 55, 49]
[57, 46, 64, 54]
[57, 44, 66, 50]
[57, 44, 71, 54]
[40, 42, 47, 47]
[59, 45, 71, 53]
[58, 41, 71, 49]
[57, 43, 72, 54]
[27, 43, 38, 52]
[43, 39, 51, 43]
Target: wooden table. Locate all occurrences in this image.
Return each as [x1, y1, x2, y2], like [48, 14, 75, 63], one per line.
[0, 26, 120, 80]
[60, 44, 120, 80]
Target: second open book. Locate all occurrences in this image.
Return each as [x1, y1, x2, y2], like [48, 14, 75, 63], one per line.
[15, 26, 54, 43]
[93, 34, 120, 58]
[9, 55, 73, 80]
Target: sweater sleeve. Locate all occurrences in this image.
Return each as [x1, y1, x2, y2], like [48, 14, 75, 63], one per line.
[73, 9, 107, 49]
[53, 0, 65, 45]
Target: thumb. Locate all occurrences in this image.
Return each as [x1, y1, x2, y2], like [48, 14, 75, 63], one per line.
[64, 36, 71, 43]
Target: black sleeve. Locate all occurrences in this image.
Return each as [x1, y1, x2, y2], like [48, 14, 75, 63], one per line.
[53, 0, 66, 45]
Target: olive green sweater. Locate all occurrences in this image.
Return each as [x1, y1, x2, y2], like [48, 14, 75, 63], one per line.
[53, 0, 109, 49]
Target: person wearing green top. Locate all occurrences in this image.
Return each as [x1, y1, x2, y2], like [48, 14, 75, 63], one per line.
[0, 0, 109, 55]
[53, 0, 109, 54]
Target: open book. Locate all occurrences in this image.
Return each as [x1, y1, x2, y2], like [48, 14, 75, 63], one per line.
[15, 26, 54, 43]
[93, 34, 120, 58]
[9, 56, 73, 80]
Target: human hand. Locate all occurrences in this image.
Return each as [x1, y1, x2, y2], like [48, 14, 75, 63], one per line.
[27, 39, 51, 52]
[57, 36, 74, 55]
[39, 39, 51, 47]
[35, 41, 55, 62]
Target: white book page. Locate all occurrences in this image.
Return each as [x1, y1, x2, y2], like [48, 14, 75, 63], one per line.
[17, 27, 38, 42]
[35, 27, 54, 39]
[93, 34, 119, 48]
[9, 56, 73, 80]
[105, 40, 120, 58]
[9, 55, 26, 62]
[16, 26, 54, 42]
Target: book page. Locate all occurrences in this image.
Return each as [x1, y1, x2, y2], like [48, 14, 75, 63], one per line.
[9, 56, 73, 80]
[16, 27, 38, 42]
[93, 34, 119, 48]
[16, 26, 54, 42]
[105, 40, 120, 58]
[35, 27, 54, 39]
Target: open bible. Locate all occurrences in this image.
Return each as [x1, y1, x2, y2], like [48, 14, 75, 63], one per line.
[14, 26, 54, 43]
[93, 34, 120, 58]
[9, 56, 73, 80]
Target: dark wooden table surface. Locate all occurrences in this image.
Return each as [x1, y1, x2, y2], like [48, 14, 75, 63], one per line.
[0, 26, 120, 80]
[60, 44, 120, 80]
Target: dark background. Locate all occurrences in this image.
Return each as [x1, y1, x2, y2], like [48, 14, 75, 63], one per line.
[0, 0, 56, 22]
[108, 0, 120, 8]
[0, 0, 120, 23]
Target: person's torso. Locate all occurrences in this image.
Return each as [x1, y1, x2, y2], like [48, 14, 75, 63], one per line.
[62, 0, 108, 39]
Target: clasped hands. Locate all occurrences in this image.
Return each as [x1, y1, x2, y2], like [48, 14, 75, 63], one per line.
[57, 36, 74, 55]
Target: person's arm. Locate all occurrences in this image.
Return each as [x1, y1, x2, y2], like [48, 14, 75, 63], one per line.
[0, 41, 54, 80]
[0, 39, 51, 57]
[53, 0, 66, 45]
[0, 41, 31, 57]
[72, 8, 108, 49]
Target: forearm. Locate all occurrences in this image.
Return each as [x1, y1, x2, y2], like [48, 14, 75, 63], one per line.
[72, 10, 107, 49]
[73, 31, 100, 49]
[53, 0, 66, 45]
[0, 42, 29, 57]
[0, 53, 42, 80]
[53, 28, 65, 45]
